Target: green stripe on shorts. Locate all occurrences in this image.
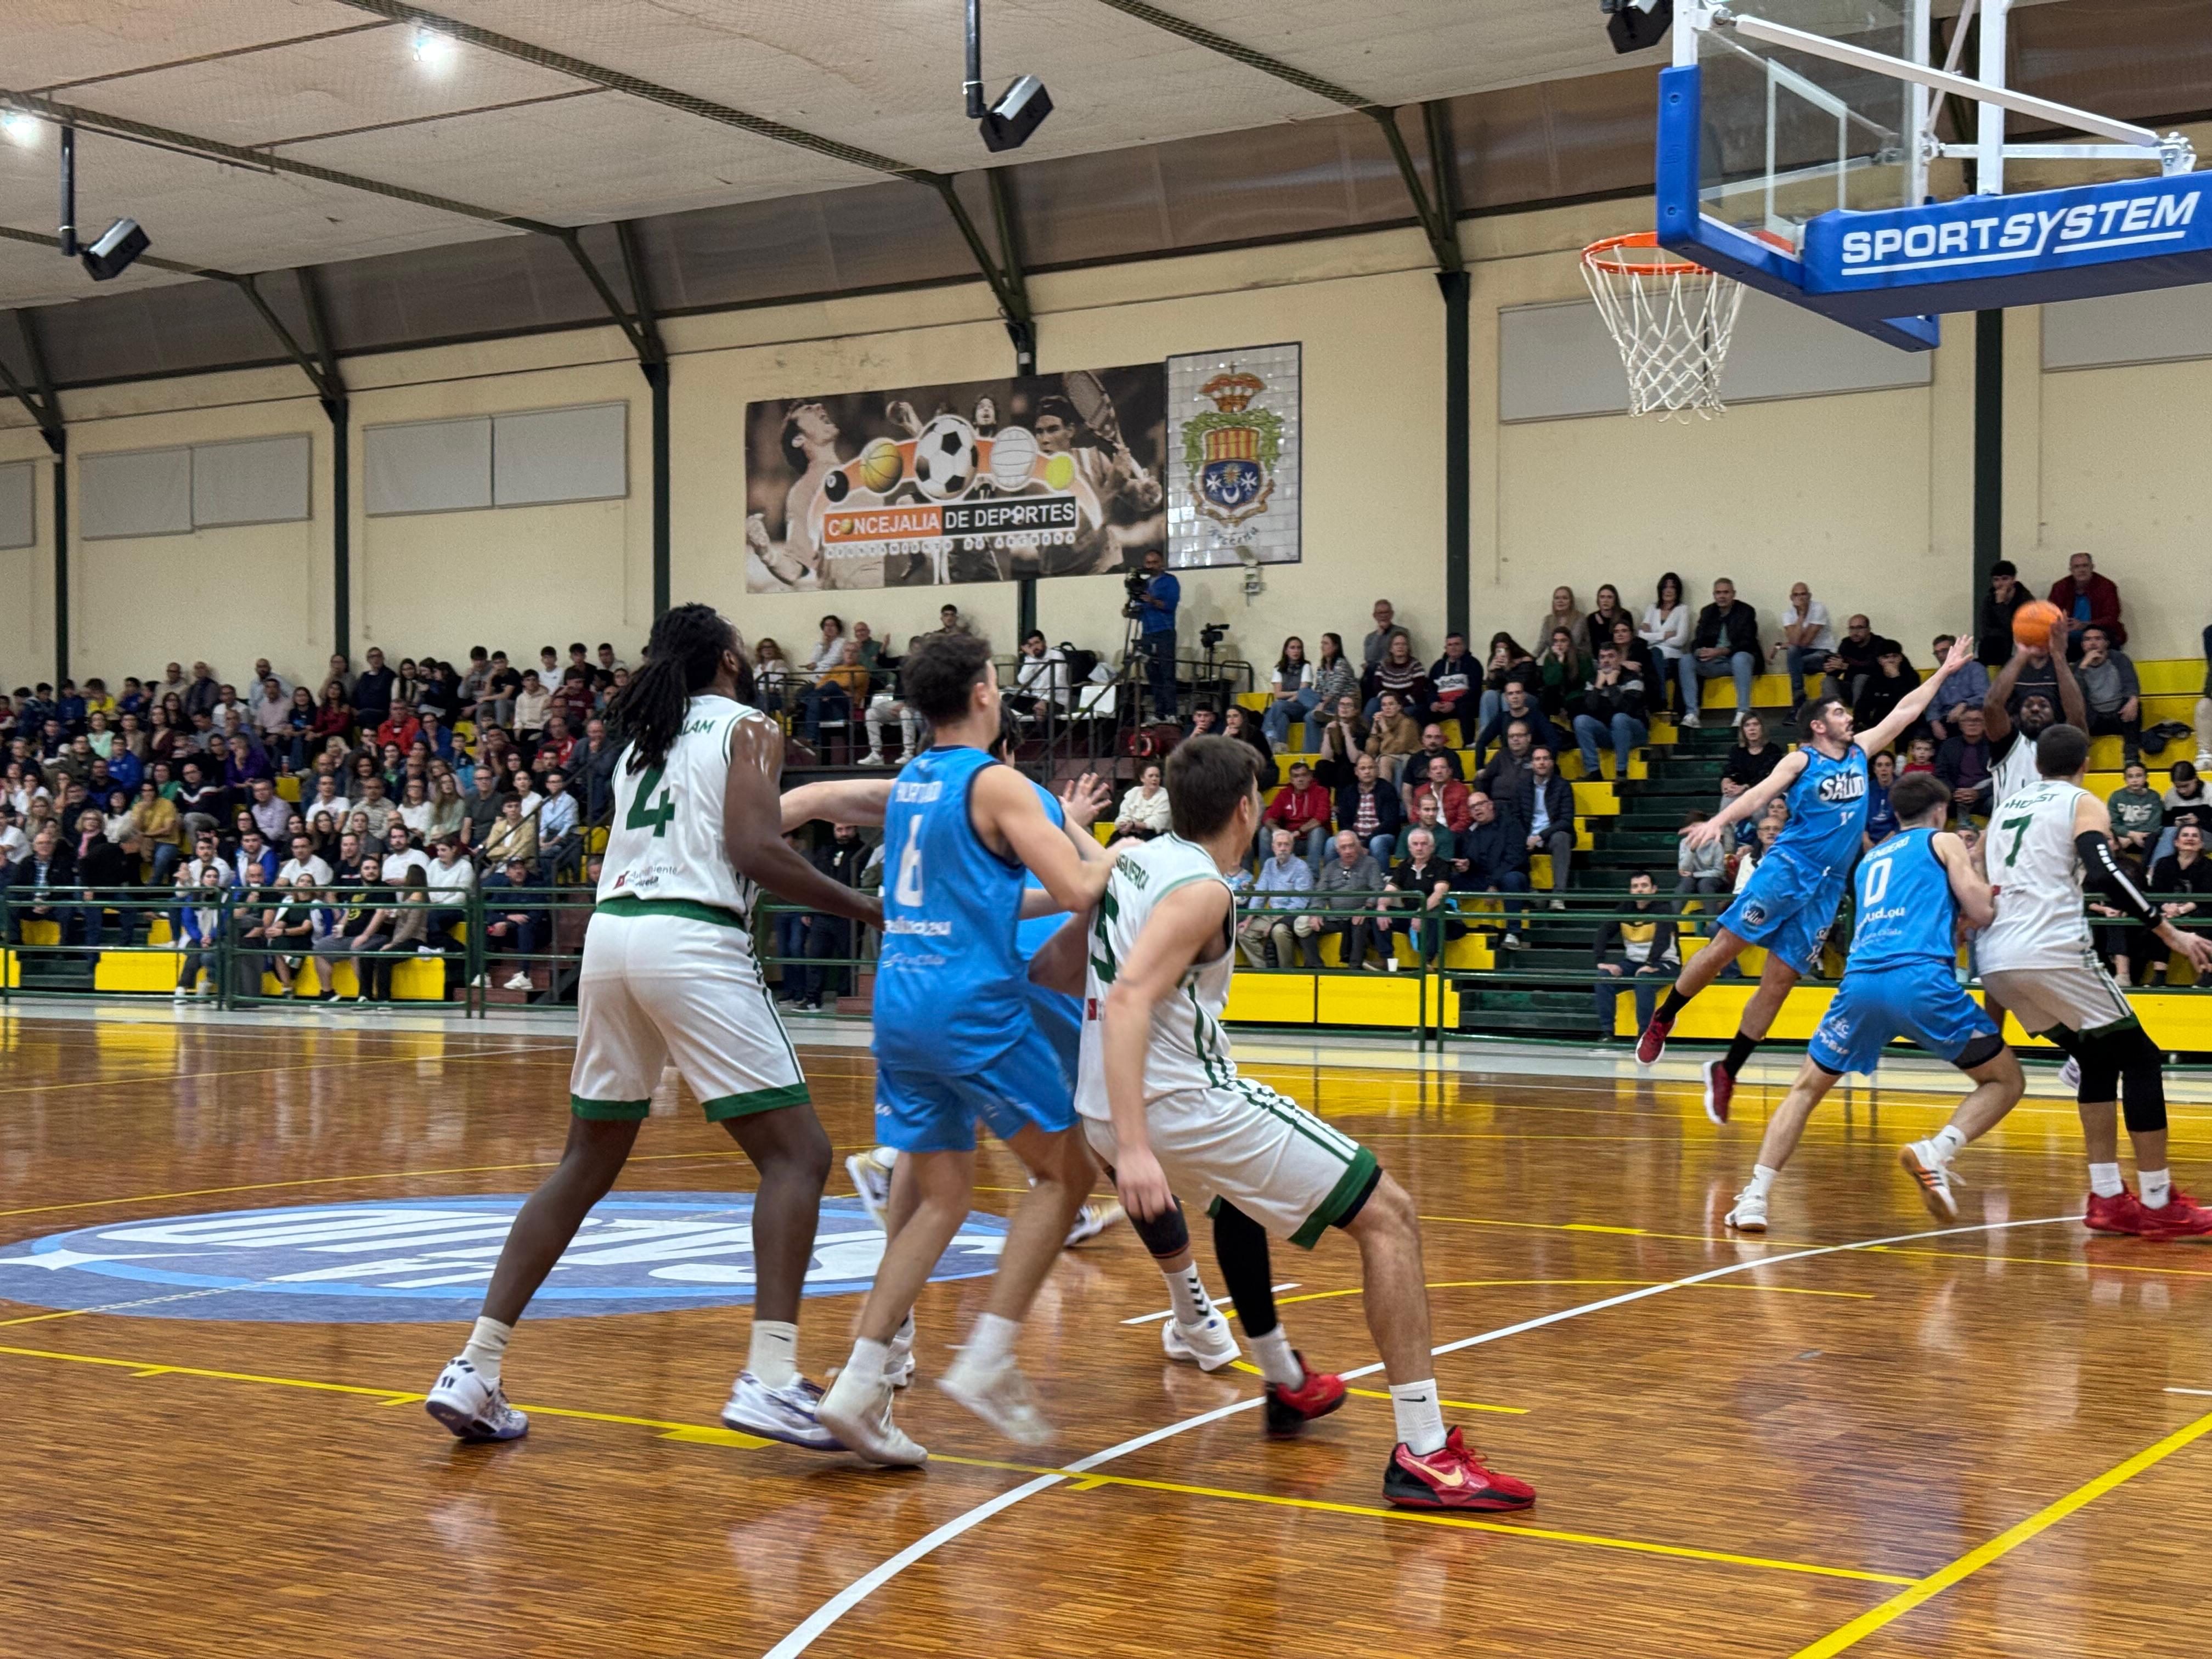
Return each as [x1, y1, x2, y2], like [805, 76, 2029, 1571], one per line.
[571, 1095, 651, 1121]
[1292, 1147, 1381, 1250]
[700, 1082, 812, 1121]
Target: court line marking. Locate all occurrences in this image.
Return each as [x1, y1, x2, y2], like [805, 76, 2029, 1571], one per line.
[0, 1041, 563, 1100]
[0, 1340, 774, 1446]
[1785, 1408, 2212, 1658]
[2166, 1387, 2212, 1397]
[1120, 1282, 1300, 1324]
[1215, 1361, 1520, 1415]
[0, 1147, 764, 1222]
[761, 1214, 2074, 1658]
[1416, 1211, 2212, 1282]
[0, 1329, 1889, 1589]
[921, 1454, 1914, 1585]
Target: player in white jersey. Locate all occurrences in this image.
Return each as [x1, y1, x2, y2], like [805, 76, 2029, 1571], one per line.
[1053, 736, 1534, 1513]
[424, 605, 884, 1448]
[1982, 626, 2085, 809]
[1977, 723, 2212, 1239]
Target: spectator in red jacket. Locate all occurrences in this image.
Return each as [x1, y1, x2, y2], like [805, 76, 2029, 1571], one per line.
[1259, 759, 1334, 871]
[375, 706, 421, 753]
[2048, 551, 2125, 657]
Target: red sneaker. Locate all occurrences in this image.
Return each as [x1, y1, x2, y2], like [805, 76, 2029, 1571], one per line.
[2135, 1188, 2212, 1241]
[1383, 1427, 1536, 1513]
[1702, 1057, 1735, 1125]
[2084, 1189, 2147, 1235]
[1635, 1015, 1674, 1066]
[1262, 1354, 1346, 1437]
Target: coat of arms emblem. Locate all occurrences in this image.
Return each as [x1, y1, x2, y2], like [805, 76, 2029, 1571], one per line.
[1183, 370, 1283, 532]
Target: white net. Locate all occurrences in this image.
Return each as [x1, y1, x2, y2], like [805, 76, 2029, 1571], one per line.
[1581, 236, 1747, 420]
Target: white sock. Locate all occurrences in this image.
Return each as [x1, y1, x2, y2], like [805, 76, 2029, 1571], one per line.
[847, 1337, 889, 1389]
[2089, 1162, 2125, 1199]
[1747, 1164, 1780, 1200]
[1164, 1264, 1215, 1327]
[1249, 1325, 1304, 1389]
[1390, 1379, 1448, 1457]
[1932, 1125, 1968, 1163]
[2142, 1168, 2172, 1209]
[460, 1316, 513, 1388]
[963, 1311, 1020, 1372]
[748, 1319, 799, 1390]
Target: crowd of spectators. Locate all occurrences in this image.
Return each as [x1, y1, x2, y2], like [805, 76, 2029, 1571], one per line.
[6, 552, 2210, 1012]
[2, 642, 628, 1000]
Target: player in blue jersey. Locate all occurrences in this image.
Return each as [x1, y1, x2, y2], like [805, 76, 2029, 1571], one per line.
[1639, 635, 1975, 1124]
[843, 714, 1244, 1383]
[1720, 772, 2024, 1233]
[817, 633, 1116, 1465]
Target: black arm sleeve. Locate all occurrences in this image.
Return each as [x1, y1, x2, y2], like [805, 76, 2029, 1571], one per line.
[2078, 832, 2162, 928]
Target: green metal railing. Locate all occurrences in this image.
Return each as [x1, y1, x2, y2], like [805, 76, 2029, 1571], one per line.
[4, 882, 2205, 1043]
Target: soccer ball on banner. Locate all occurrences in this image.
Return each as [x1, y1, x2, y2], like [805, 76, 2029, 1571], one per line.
[911, 414, 979, 501]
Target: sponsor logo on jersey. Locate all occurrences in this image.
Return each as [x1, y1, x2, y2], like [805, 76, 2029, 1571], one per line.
[1816, 771, 1866, 804]
[0, 1194, 1009, 1324]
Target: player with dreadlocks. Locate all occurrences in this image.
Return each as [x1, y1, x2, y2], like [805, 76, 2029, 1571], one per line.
[424, 603, 885, 1450]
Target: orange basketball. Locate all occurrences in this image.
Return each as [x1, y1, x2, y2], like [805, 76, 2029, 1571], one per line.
[2012, 598, 2064, 650]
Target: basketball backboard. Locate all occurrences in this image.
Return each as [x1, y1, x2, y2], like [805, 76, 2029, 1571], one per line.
[1656, 0, 2210, 349]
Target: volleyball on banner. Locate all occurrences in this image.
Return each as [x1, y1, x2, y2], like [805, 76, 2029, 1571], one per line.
[743, 365, 1167, 591]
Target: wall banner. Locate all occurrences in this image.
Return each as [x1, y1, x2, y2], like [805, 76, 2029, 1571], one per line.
[743, 365, 1167, 592]
[1164, 341, 1301, 569]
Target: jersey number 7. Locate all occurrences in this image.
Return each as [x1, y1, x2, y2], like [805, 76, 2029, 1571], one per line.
[1997, 812, 2033, 867]
[625, 765, 676, 838]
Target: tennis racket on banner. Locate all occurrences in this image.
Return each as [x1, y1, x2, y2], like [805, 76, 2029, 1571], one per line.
[1062, 369, 1124, 451]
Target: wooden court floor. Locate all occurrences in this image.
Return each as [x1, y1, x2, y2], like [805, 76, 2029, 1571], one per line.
[3, 1014, 2211, 1658]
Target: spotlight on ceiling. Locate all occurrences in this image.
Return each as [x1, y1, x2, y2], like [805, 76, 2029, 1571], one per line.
[1601, 0, 1674, 54]
[963, 0, 1051, 153]
[58, 128, 151, 282]
[411, 27, 456, 70]
[2, 111, 39, 145]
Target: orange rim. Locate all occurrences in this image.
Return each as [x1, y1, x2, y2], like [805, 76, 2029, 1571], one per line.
[1582, 231, 1710, 277]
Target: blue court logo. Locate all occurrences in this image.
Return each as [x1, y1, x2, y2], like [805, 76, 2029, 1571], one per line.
[0, 1193, 1008, 1324]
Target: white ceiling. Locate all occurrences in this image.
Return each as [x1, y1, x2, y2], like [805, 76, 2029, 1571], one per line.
[0, 0, 1675, 309]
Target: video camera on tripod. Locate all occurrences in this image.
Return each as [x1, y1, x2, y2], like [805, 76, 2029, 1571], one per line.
[1121, 570, 1151, 620]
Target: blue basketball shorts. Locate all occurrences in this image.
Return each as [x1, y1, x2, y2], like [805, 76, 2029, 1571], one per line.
[1807, 960, 1998, 1077]
[873, 1019, 1076, 1154]
[1717, 854, 1847, 975]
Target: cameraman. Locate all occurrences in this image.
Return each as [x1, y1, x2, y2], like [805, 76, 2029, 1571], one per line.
[1132, 547, 1180, 720]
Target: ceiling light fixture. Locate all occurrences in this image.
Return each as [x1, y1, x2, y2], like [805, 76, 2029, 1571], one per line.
[1, 110, 39, 145]
[964, 0, 1051, 153]
[411, 26, 456, 70]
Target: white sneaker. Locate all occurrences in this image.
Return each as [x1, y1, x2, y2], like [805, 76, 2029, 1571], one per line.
[469, 973, 487, 989]
[857, 750, 886, 766]
[847, 1147, 895, 1230]
[1679, 711, 1702, 729]
[503, 970, 532, 991]
[1162, 1311, 1241, 1372]
[1899, 1140, 1959, 1223]
[1724, 1188, 1769, 1233]
[885, 1314, 916, 1390]
[1063, 1199, 1124, 1248]
[2197, 752, 2212, 772]
[1732, 709, 1747, 728]
[720, 1370, 845, 1451]
[424, 1356, 528, 1441]
[816, 1363, 926, 1465]
[172, 987, 189, 1001]
[2058, 1056, 2082, 1093]
[938, 1350, 1053, 1446]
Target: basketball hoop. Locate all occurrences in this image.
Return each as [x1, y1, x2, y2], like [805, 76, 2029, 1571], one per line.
[1581, 233, 1746, 420]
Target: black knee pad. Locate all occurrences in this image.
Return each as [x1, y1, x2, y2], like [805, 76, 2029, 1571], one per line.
[2113, 1025, 2168, 1133]
[1126, 1196, 1189, 1262]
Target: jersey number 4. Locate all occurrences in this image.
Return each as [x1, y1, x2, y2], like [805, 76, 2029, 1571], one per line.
[625, 765, 676, 838]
